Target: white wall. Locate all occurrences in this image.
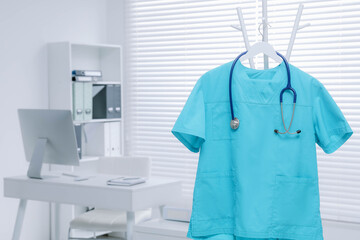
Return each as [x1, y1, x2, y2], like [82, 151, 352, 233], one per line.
[106, 0, 130, 156]
[0, 0, 107, 239]
[106, 0, 125, 46]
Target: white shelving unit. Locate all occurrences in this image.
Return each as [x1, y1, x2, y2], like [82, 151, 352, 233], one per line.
[47, 41, 124, 239]
[48, 41, 124, 162]
[73, 118, 122, 125]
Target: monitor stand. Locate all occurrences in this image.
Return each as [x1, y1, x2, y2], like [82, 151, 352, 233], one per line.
[27, 138, 48, 179]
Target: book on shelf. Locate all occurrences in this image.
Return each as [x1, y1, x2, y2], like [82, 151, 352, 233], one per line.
[72, 70, 102, 77]
[72, 76, 102, 82]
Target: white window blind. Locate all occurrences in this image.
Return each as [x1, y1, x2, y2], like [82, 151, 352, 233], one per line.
[124, 0, 360, 223]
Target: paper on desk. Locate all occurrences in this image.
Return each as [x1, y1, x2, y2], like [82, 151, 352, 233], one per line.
[107, 176, 146, 186]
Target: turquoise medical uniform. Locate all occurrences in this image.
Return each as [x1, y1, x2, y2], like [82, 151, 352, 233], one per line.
[171, 59, 353, 240]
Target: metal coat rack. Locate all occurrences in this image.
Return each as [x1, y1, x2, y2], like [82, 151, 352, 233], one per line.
[231, 1, 311, 69]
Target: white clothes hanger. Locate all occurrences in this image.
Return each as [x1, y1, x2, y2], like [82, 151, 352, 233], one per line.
[231, 2, 311, 69]
[239, 41, 283, 64]
[239, 18, 282, 64]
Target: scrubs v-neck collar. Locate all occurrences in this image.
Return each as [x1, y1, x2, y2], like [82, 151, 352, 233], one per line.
[233, 59, 286, 104]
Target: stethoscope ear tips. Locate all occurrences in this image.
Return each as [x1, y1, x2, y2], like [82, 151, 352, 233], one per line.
[274, 129, 301, 134]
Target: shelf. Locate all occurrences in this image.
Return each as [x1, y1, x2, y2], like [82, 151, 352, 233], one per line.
[70, 41, 122, 49]
[48, 41, 124, 237]
[79, 156, 100, 162]
[72, 81, 120, 85]
[92, 81, 121, 85]
[74, 118, 121, 125]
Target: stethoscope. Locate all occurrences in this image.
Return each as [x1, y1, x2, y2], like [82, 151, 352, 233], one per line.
[229, 51, 301, 135]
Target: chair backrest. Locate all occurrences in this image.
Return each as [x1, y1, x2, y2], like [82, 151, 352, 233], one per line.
[97, 156, 151, 178]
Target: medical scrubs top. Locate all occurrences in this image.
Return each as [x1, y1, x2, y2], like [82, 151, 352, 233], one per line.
[171, 60, 353, 240]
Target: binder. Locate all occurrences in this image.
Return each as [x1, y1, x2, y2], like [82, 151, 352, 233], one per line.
[92, 84, 121, 119]
[113, 85, 121, 118]
[83, 122, 121, 157]
[72, 82, 84, 121]
[83, 83, 93, 121]
[110, 122, 121, 156]
[74, 125, 82, 159]
[92, 85, 107, 119]
[106, 85, 115, 118]
[104, 122, 111, 156]
[72, 82, 93, 121]
[83, 123, 111, 156]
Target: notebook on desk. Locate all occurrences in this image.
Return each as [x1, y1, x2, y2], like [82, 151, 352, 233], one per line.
[107, 176, 146, 186]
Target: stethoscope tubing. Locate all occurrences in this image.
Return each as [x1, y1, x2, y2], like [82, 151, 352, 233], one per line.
[229, 50, 301, 134]
[229, 51, 248, 121]
[277, 51, 297, 104]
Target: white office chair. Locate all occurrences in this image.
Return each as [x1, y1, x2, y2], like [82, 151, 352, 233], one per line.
[68, 156, 152, 240]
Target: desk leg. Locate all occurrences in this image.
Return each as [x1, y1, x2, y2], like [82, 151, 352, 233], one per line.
[12, 199, 27, 240]
[126, 211, 135, 240]
[51, 203, 61, 240]
[159, 204, 165, 217]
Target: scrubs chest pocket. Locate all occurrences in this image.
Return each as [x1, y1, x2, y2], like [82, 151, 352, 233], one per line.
[273, 175, 320, 227]
[211, 103, 235, 140]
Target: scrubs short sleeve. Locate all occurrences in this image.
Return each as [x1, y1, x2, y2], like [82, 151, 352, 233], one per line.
[171, 76, 206, 153]
[312, 78, 353, 154]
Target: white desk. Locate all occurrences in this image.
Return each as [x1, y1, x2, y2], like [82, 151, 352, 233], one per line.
[3, 174, 182, 240]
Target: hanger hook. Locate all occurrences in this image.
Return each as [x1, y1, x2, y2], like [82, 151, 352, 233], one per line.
[258, 21, 272, 38]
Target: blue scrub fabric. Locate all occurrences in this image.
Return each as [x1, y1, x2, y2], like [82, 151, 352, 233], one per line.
[171, 60, 353, 240]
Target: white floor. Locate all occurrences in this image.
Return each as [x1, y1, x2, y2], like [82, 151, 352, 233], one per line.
[323, 219, 360, 240]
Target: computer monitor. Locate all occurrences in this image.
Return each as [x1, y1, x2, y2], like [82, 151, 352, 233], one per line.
[18, 109, 79, 179]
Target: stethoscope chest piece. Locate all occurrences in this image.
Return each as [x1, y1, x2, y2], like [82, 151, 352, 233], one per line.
[230, 117, 239, 130]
